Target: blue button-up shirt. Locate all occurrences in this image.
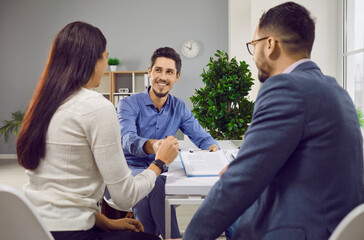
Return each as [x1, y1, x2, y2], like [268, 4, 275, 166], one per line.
[118, 87, 218, 167]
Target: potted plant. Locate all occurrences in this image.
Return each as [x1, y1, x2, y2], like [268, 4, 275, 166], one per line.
[190, 50, 255, 140]
[357, 108, 364, 128]
[108, 58, 120, 71]
[0, 110, 25, 143]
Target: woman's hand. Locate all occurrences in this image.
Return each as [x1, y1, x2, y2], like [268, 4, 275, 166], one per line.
[108, 218, 144, 232]
[95, 212, 144, 232]
[155, 136, 179, 166]
[219, 165, 228, 178]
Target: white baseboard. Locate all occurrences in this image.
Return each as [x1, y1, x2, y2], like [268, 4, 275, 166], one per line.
[0, 154, 17, 160]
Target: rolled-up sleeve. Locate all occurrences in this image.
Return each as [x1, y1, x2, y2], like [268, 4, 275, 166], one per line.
[180, 103, 218, 149]
[118, 99, 148, 157]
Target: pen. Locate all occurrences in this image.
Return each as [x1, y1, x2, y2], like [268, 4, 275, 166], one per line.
[189, 149, 213, 153]
[165, 136, 181, 151]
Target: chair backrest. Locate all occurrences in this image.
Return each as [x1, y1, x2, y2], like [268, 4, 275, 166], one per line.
[329, 203, 364, 240]
[0, 184, 54, 240]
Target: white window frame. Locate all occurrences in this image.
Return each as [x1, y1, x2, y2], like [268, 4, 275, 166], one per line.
[340, 0, 364, 102]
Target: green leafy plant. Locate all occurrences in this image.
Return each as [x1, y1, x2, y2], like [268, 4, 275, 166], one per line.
[0, 110, 25, 143]
[357, 108, 364, 128]
[108, 58, 120, 66]
[190, 50, 255, 140]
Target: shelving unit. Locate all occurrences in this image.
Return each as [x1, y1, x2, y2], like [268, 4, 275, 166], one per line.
[93, 72, 112, 101]
[92, 71, 150, 107]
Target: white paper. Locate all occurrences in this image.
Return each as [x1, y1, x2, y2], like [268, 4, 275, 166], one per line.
[179, 150, 230, 177]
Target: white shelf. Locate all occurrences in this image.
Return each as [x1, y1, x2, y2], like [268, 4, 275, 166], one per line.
[91, 71, 149, 105]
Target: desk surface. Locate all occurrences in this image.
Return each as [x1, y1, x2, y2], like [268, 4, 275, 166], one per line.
[163, 140, 240, 195]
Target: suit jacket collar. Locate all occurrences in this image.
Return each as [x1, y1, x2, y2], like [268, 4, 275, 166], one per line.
[291, 60, 321, 73]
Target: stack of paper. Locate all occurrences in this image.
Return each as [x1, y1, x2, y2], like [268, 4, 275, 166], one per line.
[179, 150, 230, 177]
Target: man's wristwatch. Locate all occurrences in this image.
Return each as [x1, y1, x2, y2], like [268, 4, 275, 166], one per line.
[151, 159, 167, 173]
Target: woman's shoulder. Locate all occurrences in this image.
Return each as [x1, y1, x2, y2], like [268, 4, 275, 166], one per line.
[61, 88, 114, 115]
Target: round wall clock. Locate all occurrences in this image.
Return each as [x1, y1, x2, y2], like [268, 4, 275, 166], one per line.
[181, 40, 200, 58]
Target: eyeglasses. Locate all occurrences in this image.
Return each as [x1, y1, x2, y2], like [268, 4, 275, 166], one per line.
[246, 37, 269, 55]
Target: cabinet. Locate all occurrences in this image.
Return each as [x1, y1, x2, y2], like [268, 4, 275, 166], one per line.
[92, 71, 150, 108]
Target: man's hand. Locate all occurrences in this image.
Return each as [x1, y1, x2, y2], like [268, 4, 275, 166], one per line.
[143, 139, 163, 154]
[152, 139, 164, 153]
[208, 144, 219, 152]
[219, 165, 228, 178]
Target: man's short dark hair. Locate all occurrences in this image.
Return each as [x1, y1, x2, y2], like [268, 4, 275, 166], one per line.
[259, 2, 315, 55]
[150, 47, 182, 75]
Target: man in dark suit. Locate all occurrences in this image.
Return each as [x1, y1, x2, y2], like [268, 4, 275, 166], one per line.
[182, 2, 364, 239]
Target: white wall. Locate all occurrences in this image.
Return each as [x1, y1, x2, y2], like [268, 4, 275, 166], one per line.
[228, 0, 260, 101]
[229, 0, 339, 101]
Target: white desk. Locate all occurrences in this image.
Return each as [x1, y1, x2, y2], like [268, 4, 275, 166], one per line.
[163, 140, 239, 238]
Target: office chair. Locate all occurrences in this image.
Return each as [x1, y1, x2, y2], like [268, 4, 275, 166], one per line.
[329, 203, 364, 240]
[0, 184, 54, 240]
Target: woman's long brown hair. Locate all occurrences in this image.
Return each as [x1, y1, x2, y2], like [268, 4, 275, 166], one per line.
[17, 21, 106, 170]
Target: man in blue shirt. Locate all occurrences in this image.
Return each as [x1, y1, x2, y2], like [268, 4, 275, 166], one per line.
[117, 47, 218, 238]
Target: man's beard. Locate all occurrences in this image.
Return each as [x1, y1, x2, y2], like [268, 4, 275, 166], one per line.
[256, 57, 270, 83]
[153, 88, 169, 98]
[258, 68, 270, 83]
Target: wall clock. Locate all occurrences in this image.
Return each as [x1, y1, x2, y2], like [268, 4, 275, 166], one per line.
[181, 40, 200, 58]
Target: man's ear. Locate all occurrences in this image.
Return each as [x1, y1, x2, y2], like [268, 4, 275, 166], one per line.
[176, 72, 181, 82]
[148, 67, 152, 78]
[267, 37, 280, 60]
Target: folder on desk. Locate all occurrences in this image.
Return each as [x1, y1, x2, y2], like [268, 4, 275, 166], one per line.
[179, 150, 230, 177]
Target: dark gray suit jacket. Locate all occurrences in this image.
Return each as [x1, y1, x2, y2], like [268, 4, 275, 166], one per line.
[183, 61, 364, 240]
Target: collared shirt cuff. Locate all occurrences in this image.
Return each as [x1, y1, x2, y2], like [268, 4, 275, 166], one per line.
[135, 137, 150, 157]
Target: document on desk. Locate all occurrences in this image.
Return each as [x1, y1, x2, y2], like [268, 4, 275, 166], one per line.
[179, 150, 230, 177]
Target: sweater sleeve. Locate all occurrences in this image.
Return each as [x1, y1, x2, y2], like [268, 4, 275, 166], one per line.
[82, 99, 156, 210]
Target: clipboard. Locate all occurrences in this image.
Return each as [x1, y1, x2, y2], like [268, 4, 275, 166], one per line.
[179, 150, 230, 177]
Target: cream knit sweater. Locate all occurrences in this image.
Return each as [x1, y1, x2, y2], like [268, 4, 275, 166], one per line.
[24, 88, 156, 231]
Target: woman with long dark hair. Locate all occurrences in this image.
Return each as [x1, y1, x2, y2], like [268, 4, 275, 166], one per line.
[16, 21, 178, 240]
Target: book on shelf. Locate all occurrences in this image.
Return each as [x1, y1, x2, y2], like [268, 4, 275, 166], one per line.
[179, 150, 230, 177]
[144, 74, 150, 89]
[113, 95, 129, 108]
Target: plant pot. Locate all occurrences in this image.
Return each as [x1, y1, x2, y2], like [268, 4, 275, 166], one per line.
[110, 65, 117, 71]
